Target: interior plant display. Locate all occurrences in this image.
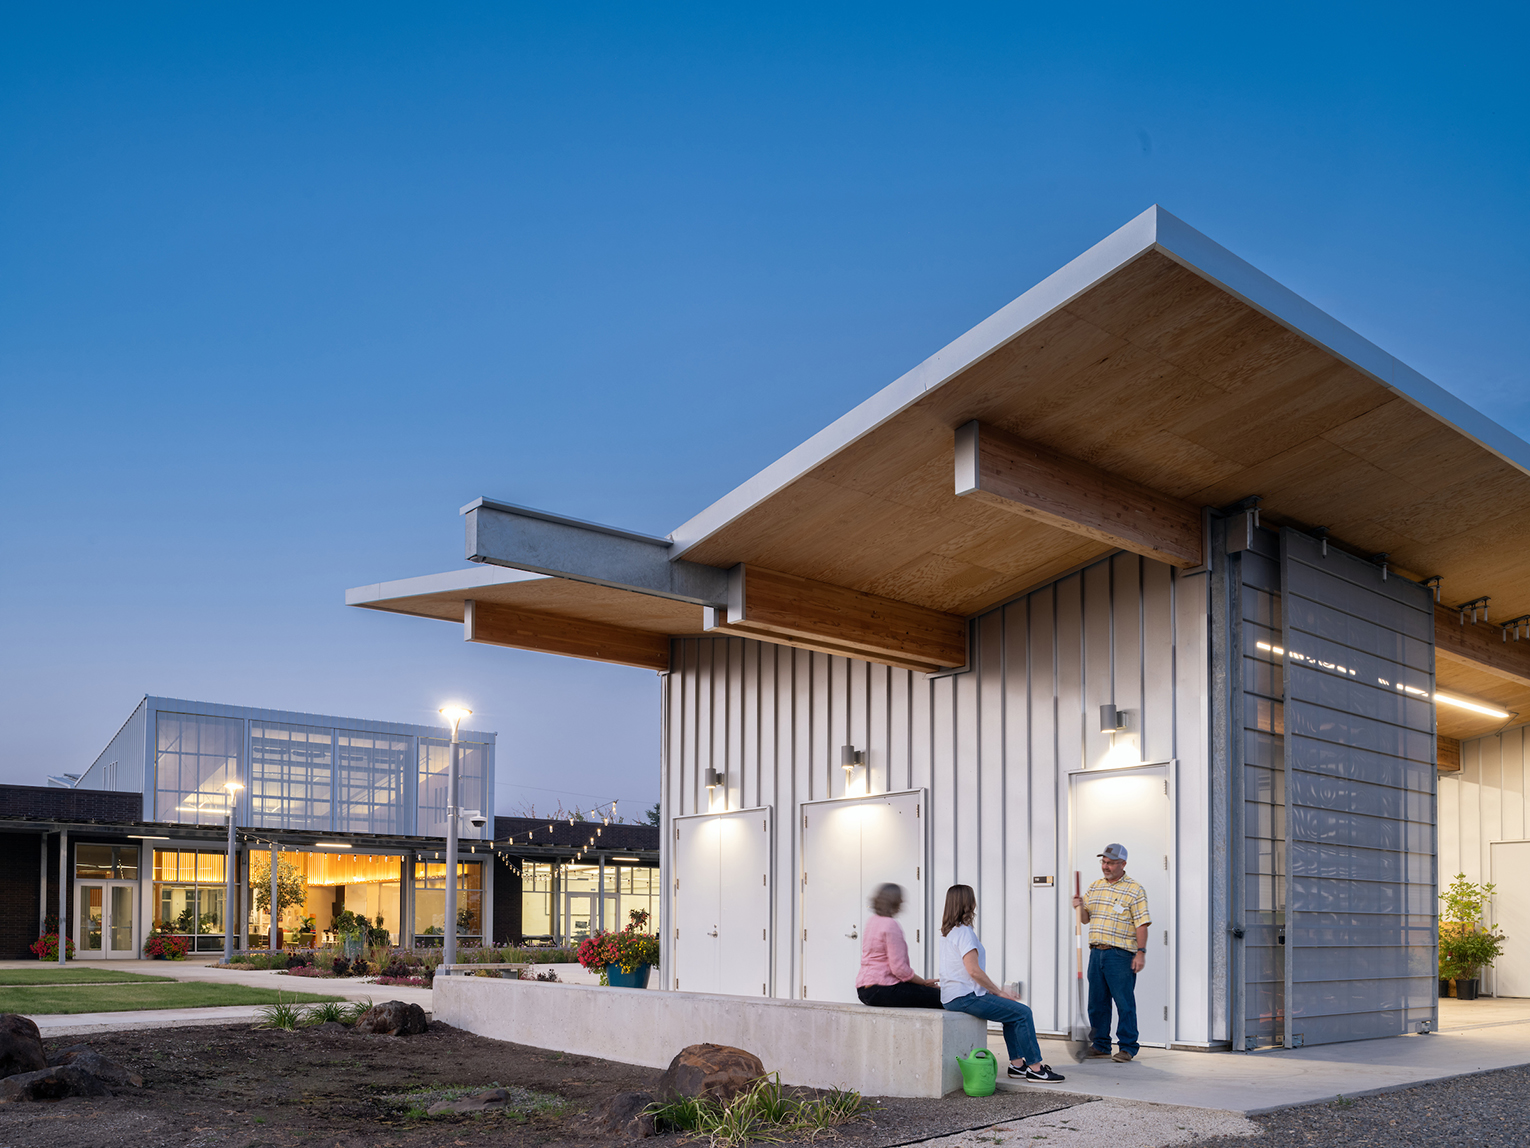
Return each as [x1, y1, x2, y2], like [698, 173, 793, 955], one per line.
[30, 932, 76, 961]
[144, 931, 189, 960]
[576, 912, 661, 987]
[1439, 873, 1507, 999]
[251, 856, 310, 944]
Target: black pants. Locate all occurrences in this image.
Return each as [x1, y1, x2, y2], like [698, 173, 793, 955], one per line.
[857, 981, 944, 1009]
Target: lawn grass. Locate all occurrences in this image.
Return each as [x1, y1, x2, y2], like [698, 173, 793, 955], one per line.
[0, 982, 344, 1015]
[0, 968, 177, 986]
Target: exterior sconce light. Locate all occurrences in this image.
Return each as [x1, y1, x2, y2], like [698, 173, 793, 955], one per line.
[840, 744, 864, 782]
[704, 768, 723, 793]
[1100, 704, 1126, 733]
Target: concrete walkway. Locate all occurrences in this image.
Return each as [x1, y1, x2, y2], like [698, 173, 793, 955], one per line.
[997, 997, 1530, 1114]
[0, 956, 433, 1037]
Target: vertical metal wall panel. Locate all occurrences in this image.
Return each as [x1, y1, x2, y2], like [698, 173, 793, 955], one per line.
[659, 553, 1211, 1028]
[1280, 528, 1437, 1046]
[1174, 567, 1215, 1043]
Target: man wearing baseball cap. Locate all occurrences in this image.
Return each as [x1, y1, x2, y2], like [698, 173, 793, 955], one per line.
[1071, 843, 1151, 1062]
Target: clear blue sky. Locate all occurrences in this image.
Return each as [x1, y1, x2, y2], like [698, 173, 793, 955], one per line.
[2, 4, 1526, 816]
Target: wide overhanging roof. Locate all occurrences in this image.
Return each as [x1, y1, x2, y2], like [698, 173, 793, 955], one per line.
[349, 206, 1530, 741]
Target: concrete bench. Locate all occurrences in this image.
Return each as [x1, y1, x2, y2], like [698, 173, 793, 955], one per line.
[433, 977, 986, 1097]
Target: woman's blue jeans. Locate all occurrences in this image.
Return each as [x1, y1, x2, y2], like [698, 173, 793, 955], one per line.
[943, 993, 1043, 1065]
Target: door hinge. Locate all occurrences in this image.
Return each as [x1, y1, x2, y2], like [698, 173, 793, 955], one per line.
[916, 865, 920, 880]
[762, 929, 767, 940]
[1163, 855, 1168, 870]
[916, 803, 920, 817]
[1164, 1006, 1168, 1021]
[916, 928, 920, 942]
[802, 871, 807, 885]
[674, 928, 679, 939]
[802, 985, 807, 998]
[674, 878, 679, 890]
[762, 874, 767, 886]
[803, 813, 808, 828]
[763, 819, 768, 832]
[1163, 929, 1168, 946]
[802, 928, 807, 941]
[1164, 779, 1169, 796]
[675, 827, 680, 840]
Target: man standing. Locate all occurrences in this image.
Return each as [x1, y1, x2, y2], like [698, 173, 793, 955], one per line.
[1071, 843, 1150, 1062]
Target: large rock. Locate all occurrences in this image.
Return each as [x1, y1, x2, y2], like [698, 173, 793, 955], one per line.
[353, 1000, 428, 1036]
[655, 1044, 765, 1105]
[590, 1090, 657, 1137]
[47, 1048, 142, 1088]
[0, 1015, 46, 1078]
[0, 1064, 112, 1103]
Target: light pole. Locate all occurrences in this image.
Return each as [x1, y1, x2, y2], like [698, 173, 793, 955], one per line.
[223, 780, 244, 965]
[438, 706, 471, 968]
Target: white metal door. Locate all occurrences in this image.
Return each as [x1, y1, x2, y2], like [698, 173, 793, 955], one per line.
[717, 809, 772, 996]
[1071, 765, 1171, 1047]
[802, 790, 926, 1003]
[673, 807, 773, 995]
[1491, 842, 1530, 997]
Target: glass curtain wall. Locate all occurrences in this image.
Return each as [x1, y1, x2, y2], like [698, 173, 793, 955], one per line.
[416, 740, 489, 838]
[152, 849, 227, 952]
[155, 713, 243, 824]
[412, 860, 484, 945]
[521, 862, 556, 941]
[517, 861, 658, 944]
[247, 850, 403, 948]
[250, 723, 333, 830]
[336, 731, 409, 834]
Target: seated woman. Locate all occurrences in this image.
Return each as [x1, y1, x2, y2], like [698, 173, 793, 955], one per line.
[939, 884, 1065, 1082]
[856, 882, 942, 1008]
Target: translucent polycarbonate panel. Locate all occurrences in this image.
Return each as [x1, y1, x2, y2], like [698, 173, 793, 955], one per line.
[335, 730, 409, 835]
[250, 723, 334, 831]
[1280, 528, 1437, 1047]
[155, 712, 243, 824]
[416, 739, 489, 839]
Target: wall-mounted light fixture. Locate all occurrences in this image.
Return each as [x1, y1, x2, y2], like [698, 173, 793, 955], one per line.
[841, 744, 865, 783]
[1100, 704, 1127, 733]
[704, 767, 723, 794]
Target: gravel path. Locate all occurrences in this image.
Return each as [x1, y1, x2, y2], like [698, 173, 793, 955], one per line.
[1191, 1063, 1530, 1148]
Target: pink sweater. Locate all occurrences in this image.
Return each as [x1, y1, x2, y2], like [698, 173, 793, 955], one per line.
[856, 915, 917, 987]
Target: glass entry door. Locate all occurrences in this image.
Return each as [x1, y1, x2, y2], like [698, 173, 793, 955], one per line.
[76, 881, 136, 959]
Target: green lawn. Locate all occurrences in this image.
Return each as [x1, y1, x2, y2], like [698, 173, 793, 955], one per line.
[0, 982, 344, 1015]
[0, 968, 176, 987]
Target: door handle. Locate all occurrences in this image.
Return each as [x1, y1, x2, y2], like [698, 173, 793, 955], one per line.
[845, 928, 859, 939]
[708, 927, 719, 937]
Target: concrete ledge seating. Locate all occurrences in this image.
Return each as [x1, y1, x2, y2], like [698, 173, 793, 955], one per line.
[433, 977, 987, 1098]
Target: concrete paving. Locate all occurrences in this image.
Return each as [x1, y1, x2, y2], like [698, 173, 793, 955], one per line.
[922, 1099, 1260, 1148]
[993, 997, 1530, 1115]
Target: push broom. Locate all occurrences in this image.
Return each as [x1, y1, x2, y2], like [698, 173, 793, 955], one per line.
[1066, 871, 1091, 1062]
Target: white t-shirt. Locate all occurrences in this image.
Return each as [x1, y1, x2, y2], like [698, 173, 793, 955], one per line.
[939, 924, 986, 1004]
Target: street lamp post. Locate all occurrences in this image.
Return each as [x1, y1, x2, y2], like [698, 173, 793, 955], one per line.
[438, 706, 471, 968]
[223, 780, 244, 965]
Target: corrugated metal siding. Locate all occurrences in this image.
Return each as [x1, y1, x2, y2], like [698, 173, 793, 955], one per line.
[80, 699, 148, 794]
[660, 553, 1214, 1042]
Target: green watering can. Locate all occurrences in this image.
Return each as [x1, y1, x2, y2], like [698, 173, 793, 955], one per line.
[956, 1047, 997, 1097]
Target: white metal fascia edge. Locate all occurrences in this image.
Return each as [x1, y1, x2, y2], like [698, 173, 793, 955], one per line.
[666, 204, 1530, 559]
[344, 565, 549, 606]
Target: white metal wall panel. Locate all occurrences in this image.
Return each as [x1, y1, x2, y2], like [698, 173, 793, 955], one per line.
[1279, 528, 1437, 1046]
[661, 556, 1211, 1041]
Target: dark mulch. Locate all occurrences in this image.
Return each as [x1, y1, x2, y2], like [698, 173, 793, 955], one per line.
[0, 1022, 1093, 1148]
[1193, 1063, 1530, 1148]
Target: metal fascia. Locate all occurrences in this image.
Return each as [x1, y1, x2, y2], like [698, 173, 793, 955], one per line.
[344, 564, 549, 607]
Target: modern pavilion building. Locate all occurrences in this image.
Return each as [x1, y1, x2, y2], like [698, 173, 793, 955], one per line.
[350, 206, 1530, 1052]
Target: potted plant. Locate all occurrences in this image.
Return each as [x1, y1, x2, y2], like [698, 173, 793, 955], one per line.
[1439, 874, 1507, 1000]
[143, 930, 189, 960]
[251, 855, 308, 950]
[576, 909, 660, 988]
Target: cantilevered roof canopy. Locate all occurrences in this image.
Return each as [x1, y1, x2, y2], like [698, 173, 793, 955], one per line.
[349, 206, 1530, 742]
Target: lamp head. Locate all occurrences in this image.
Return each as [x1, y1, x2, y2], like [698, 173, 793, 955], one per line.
[224, 780, 245, 793]
[439, 705, 472, 735]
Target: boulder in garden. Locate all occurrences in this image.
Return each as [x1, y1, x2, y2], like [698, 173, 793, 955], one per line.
[47, 1049, 143, 1088]
[354, 1000, 428, 1036]
[655, 1044, 765, 1105]
[590, 1090, 657, 1137]
[0, 1064, 112, 1103]
[0, 1015, 46, 1078]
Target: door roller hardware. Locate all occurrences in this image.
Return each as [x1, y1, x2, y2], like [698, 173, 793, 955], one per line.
[1457, 597, 1491, 625]
[1502, 616, 1530, 642]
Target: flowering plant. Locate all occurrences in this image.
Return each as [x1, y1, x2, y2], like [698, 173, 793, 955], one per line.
[30, 933, 75, 961]
[143, 932, 189, 960]
[576, 921, 661, 974]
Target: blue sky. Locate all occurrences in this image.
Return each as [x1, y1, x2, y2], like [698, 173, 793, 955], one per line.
[2, 4, 1526, 816]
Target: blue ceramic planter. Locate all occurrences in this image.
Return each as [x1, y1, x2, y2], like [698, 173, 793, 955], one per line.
[606, 963, 652, 988]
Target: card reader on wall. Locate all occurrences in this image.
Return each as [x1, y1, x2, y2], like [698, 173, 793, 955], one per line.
[1032, 875, 1054, 886]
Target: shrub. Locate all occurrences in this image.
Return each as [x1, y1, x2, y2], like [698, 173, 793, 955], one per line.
[282, 965, 336, 978]
[349, 958, 372, 978]
[30, 933, 76, 961]
[577, 925, 660, 974]
[331, 956, 351, 977]
[143, 932, 188, 960]
[374, 975, 428, 987]
[257, 995, 307, 1030]
[645, 1074, 869, 1147]
[285, 952, 313, 969]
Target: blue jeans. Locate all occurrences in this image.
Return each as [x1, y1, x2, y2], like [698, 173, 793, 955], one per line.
[1087, 947, 1138, 1055]
[944, 992, 1043, 1065]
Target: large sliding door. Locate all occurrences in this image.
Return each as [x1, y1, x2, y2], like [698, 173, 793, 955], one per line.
[1279, 528, 1437, 1046]
[801, 790, 925, 1004]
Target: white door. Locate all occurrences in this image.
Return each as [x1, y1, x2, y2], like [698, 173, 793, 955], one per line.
[1071, 765, 1170, 1047]
[802, 790, 926, 1003]
[673, 807, 772, 996]
[76, 882, 137, 959]
[1490, 842, 1530, 997]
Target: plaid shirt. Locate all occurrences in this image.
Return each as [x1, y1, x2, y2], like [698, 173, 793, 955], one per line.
[1084, 875, 1151, 951]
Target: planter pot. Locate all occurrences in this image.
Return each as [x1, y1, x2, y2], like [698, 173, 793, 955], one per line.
[606, 963, 652, 989]
[1439, 978, 1452, 998]
[1458, 978, 1480, 1001]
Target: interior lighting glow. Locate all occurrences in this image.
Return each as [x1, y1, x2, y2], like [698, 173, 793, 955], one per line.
[1435, 693, 1512, 719]
[128, 834, 170, 840]
[314, 842, 354, 849]
[610, 856, 640, 862]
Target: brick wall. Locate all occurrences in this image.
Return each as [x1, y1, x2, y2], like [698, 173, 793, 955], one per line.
[0, 832, 47, 958]
[0, 785, 141, 822]
[493, 862, 521, 944]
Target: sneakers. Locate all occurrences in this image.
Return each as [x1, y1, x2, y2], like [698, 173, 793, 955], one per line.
[1008, 1063, 1067, 1082]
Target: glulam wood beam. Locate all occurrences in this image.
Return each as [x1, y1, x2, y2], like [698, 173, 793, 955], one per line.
[464, 599, 671, 672]
[706, 565, 967, 674]
[954, 421, 1204, 568]
[1434, 603, 1530, 690]
[1437, 735, 1462, 774]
